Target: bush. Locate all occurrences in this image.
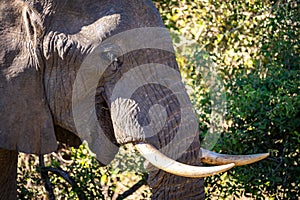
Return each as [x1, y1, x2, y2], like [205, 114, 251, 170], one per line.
[154, 0, 299, 199]
[17, 143, 151, 199]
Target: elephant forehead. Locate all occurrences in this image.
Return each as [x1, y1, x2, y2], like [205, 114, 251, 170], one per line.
[46, 0, 119, 34]
[98, 27, 174, 57]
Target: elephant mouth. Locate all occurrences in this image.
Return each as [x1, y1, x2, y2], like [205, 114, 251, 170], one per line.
[95, 92, 119, 147]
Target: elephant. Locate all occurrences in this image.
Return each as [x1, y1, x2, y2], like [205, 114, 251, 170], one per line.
[0, 0, 269, 199]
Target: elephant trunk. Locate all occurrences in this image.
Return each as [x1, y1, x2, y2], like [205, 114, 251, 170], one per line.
[149, 171, 205, 200]
[147, 139, 205, 200]
[109, 79, 206, 199]
[0, 148, 18, 200]
[110, 105, 206, 199]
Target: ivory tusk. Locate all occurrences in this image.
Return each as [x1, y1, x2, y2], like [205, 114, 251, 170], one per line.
[135, 143, 235, 178]
[201, 148, 269, 166]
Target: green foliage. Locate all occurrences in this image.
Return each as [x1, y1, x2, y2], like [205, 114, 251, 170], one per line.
[17, 143, 151, 199]
[49, 144, 105, 199]
[17, 154, 46, 199]
[17, 144, 106, 199]
[219, 68, 299, 199]
[154, 0, 299, 199]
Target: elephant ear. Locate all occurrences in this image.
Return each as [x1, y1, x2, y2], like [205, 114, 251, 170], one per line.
[0, 4, 57, 154]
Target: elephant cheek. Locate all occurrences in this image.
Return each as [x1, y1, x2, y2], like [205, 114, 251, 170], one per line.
[110, 98, 146, 144]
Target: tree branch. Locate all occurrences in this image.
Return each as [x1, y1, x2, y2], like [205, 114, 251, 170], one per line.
[39, 154, 87, 200]
[39, 155, 55, 200]
[116, 173, 148, 200]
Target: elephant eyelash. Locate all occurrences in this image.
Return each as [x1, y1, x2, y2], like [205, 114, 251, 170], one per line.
[111, 57, 123, 71]
[100, 52, 122, 72]
[101, 106, 110, 111]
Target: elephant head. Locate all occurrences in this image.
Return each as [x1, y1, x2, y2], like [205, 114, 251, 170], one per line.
[0, 0, 269, 199]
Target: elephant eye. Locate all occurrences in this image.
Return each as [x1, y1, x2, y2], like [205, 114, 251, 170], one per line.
[107, 52, 122, 71]
[100, 44, 123, 71]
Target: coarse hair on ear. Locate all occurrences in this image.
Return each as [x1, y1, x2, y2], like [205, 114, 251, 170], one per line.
[0, 1, 57, 154]
[22, 3, 43, 65]
[4, 1, 44, 79]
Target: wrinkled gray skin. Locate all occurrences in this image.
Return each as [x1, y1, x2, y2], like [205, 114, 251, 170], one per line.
[0, 0, 204, 199]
